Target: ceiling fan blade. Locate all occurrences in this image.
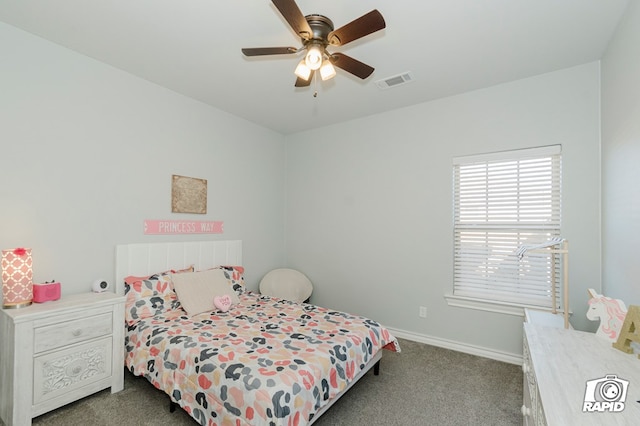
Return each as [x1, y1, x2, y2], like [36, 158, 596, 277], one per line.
[329, 53, 374, 79]
[295, 70, 314, 87]
[272, 0, 313, 40]
[242, 47, 298, 56]
[328, 10, 385, 46]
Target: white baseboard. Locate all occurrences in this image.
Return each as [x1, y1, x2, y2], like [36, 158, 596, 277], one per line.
[386, 326, 523, 365]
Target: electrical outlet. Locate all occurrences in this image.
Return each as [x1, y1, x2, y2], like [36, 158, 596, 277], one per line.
[419, 306, 427, 318]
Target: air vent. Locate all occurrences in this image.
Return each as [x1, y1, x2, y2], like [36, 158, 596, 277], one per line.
[375, 71, 414, 90]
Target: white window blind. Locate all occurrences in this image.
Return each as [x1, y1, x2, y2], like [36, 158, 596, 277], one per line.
[452, 145, 562, 309]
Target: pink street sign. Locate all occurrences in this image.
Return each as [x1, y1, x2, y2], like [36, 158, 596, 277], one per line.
[144, 219, 223, 235]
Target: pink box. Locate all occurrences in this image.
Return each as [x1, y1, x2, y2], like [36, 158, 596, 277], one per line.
[33, 282, 61, 303]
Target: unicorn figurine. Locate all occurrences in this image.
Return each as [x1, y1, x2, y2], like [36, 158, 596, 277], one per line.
[586, 288, 627, 341]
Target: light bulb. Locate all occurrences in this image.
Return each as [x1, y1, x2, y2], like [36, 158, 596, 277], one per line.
[305, 45, 323, 71]
[294, 60, 311, 81]
[320, 60, 336, 81]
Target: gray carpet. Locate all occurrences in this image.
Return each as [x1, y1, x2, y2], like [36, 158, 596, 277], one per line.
[23, 338, 522, 425]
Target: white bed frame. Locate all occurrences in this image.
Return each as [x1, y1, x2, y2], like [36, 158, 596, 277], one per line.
[115, 240, 381, 425]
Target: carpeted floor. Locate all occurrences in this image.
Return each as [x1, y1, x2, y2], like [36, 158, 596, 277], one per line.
[21, 338, 522, 426]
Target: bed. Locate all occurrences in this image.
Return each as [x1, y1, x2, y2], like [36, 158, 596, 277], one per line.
[115, 240, 400, 426]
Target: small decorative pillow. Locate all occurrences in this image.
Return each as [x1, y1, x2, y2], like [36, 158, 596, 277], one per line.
[171, 268, 240, 316]
[213, 295, 233, 312]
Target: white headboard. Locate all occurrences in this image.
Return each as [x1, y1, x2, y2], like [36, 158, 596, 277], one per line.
[115, 240, 242, 295]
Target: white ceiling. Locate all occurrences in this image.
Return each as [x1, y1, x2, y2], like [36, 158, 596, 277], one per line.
[0, 0, 630, 135]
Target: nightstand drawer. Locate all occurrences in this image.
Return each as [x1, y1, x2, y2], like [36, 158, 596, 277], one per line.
[33, 336, 113, 405]
[34, 312, 113, 353]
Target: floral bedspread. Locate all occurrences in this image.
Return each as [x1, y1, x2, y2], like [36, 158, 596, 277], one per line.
[125, 291, 400, 426]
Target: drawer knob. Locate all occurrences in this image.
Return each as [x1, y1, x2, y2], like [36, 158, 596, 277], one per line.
[72, 329, 82, 337]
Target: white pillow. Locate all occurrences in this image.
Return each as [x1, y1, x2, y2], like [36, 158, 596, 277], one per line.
[171, 268, 240, 316]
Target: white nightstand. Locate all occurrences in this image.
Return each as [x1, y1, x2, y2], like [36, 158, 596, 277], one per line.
[0, 292, 125, 426]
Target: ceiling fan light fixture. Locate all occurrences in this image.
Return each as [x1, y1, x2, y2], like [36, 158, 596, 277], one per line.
[305, 44, 323, 70]
[320, 60, 336, 81]
[241, 3, 386, 88]
[294, 60, 312, 81]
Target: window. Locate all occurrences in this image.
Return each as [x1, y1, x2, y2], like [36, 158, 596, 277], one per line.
[450, 145, 562, 312]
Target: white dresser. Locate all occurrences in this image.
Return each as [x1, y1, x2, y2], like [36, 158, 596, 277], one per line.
[522, 321, 640, 425]
[0, 292, 125, 426]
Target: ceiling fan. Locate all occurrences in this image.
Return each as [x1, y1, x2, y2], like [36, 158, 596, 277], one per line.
[241, 0, 386, 87]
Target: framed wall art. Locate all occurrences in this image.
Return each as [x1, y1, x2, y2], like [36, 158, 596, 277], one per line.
[171, 175, 207, 214]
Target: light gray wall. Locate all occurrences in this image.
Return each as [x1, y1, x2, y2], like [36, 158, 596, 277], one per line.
[285, 62, 602, 357]
[602, 0, 640, 304]
[0, 22, 286, 297]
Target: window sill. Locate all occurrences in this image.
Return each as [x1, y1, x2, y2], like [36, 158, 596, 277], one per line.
[444, 294, 549, 317]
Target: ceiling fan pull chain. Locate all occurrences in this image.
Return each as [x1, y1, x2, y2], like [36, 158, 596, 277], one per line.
[313, 71, 318, 97]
